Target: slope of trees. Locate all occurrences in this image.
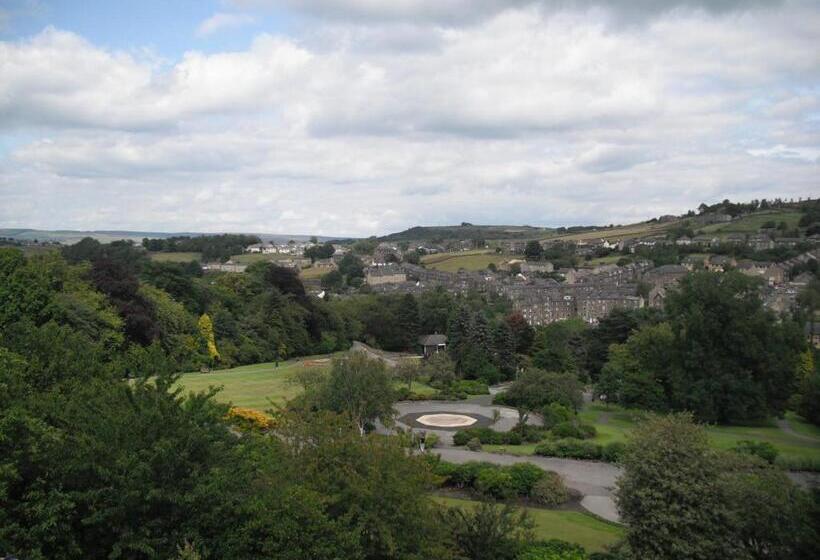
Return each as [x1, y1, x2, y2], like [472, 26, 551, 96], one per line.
[142, 234, 261, 262]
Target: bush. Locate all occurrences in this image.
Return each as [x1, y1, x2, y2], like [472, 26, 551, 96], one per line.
[541, 403, 574, 429]
[224, 407, 274, 432]
[424, 433, 439, 449]
[551, 421, 596, 440]
[467, 437, 483, 451]
[508, 463, 545, 496]
[535, 439, 602, 460]
[442, 462, 495, 488]
[451, 379, 490, 395]
[732, 440, 779, 464]
[454, 427, 523, 446]
[530, 472, 570, 506]
[601, 441, 627, 463]
[511, 424, 550, 443]
[517, 539, 586, 559]
[475, 467, 516, 499]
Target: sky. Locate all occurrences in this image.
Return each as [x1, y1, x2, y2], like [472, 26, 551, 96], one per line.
[0, 0, 818, 237]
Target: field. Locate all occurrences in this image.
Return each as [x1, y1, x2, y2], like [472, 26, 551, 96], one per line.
[484, 403, 820, 469]
[148, 251, 201, 262]
[175, 354, 437, 410]
[541, 220, 678, 243]
[300, 265, 331, 279]
[432, 496, 623, 552]
[175, 358, 332, 410]
[229, 252, 294, 264]
[422, 250, 510, 272]
[698, 210, 803, 234]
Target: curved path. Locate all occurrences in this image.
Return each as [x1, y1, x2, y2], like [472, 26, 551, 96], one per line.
[434, 448, 622, 523]
[774, 418, 820, 443]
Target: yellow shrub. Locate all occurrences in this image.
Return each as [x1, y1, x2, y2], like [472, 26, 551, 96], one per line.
[225, 407, 274, 432]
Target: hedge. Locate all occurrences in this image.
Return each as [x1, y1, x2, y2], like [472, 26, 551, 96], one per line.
[517, 540, 587, 560]
[431, 460, 571, 504]
[534, 439, 625, 462]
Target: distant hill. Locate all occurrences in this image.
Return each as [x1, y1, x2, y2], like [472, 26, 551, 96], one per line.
[380, 224, 555, 242]
[0, 229, 338, 245]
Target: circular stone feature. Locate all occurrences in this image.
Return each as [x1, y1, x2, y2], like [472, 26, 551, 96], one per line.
[416, 413, 477, 428]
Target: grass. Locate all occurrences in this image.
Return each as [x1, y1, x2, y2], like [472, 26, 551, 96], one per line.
[785, 412, 820, 439]
[300, 266, 332, 279]
[432, 496, 623, 552]
[229, 253, 295, 264]
[584, 255, 625, 266]
[422, 251, 510, 272]
[175, 354, 439, 411]
[698, 210, 803, 234]
[482, 402, 820, 469]
[175, 356, 334, 410]
[542, 220, 678, 243]
[148, 251, 201, 262]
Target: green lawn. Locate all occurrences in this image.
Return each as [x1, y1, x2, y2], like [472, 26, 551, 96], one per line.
[432, 496, 623, 552]
[698, 210, 803, 234]
[148, 251, 201, 262]
[229, 253, 294, 264]
[422, 251, 510, 272]
[483, 403, 820, 469]
[175, 357, 334, 410]
[175, 355, 439, 411]
[786, 412, 820, 439]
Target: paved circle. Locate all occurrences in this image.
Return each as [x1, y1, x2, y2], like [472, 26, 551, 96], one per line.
[417, 413, 477, 428]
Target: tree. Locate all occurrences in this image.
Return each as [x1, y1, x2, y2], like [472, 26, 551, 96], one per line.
[198, 313, 220, 363]
[505, 311, 534, 354]
[491, 321, 516, 377]
[338, 253, 365, 281]
[664, 271, 805, 423]
[501, 368, 583, 423]
[721, 455, 816, 559]
[320, 269, 344, 291]
[423, 352, 457, 386]
[799, 351, 820, 425]
[444, 502, 533, 560]
[596, 323, 673, 410]
[524, 240, 543, 261]
[395, 360, 420, 390]
[317, 352, 396, 434]
[396, 293, 420, 350]
[616, 413, 735, 559]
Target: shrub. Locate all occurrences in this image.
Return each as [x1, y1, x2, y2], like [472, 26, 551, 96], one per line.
[535, 439, 602, 460]
[517, 539, 586, 559]
[541, 403, 574, 429]
[550, 420, 596, 440]
[530, 472, 570, 506]
[508, 463, 545, 496]
[511, 424, 550, 443]
[601, 441, 627, 463]
[445, 462, 494, 487]
[451, 379, 490, 395]
[225, 407, 274, 432]
[454, 427, 523, 446]
[424, 432, 439, 449]
[467, 437, 483, 451]
[475, 467, 516, 499]
[732, 440, 779, 464]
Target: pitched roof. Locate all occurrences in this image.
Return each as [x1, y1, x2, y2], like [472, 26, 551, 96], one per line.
[418, 334, 447, 346]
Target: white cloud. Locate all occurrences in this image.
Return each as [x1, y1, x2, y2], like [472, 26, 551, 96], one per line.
[0, 1, 818, 236]
[196, 12, 256, 37]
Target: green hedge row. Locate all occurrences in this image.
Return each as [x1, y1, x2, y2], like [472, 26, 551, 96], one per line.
[535, 439, 626, 462]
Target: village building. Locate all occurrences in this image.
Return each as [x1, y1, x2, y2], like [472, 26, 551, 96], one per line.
[365, 264, 407, 286]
